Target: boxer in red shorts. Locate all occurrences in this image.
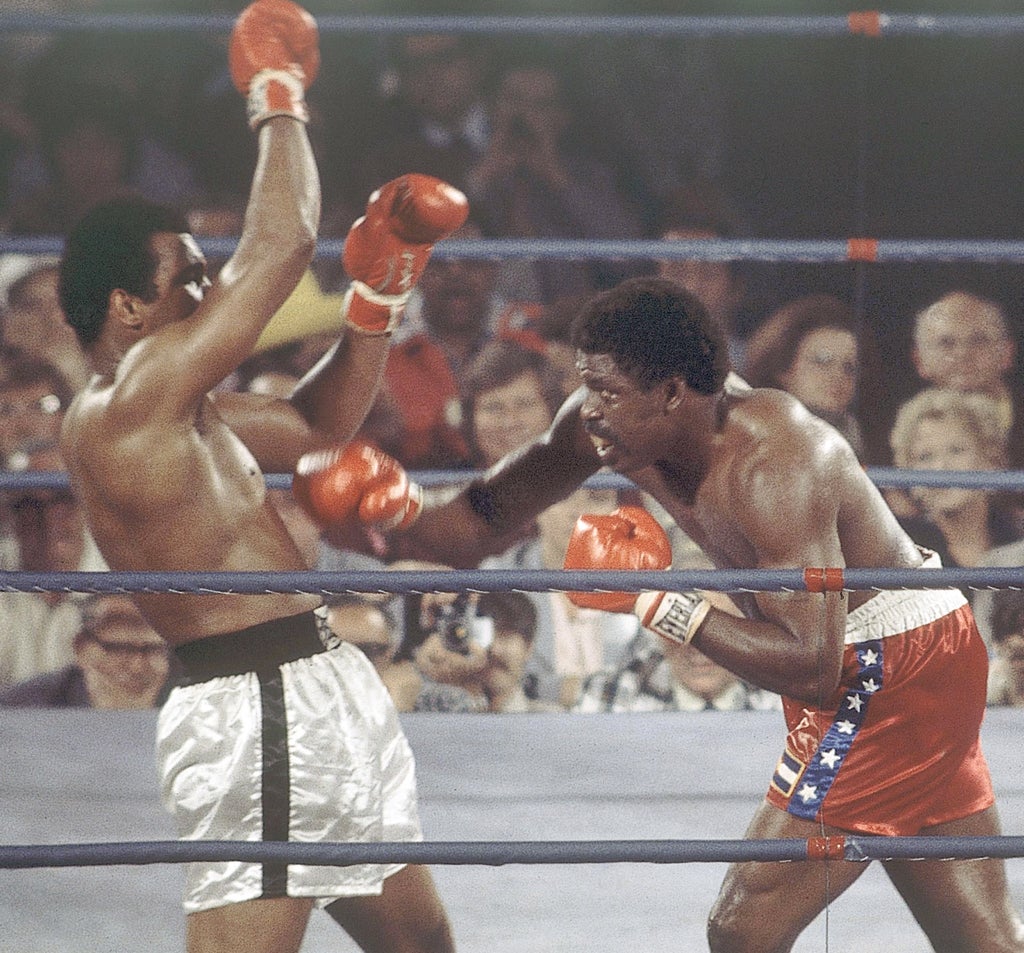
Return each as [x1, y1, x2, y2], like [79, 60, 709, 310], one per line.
[316, 276, 1024, 951]
[766, 583, 993, 835]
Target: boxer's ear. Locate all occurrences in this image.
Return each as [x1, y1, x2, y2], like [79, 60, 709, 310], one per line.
[109, 289, 144, 331]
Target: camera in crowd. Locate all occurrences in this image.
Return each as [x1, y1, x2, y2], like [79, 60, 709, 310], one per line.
[434, 591, 493, 655]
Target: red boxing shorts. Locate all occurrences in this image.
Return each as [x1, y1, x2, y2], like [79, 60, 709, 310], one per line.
[766, 585, 993, 836]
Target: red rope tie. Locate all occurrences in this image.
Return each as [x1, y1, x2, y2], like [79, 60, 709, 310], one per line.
[847, 237, 879, 261]
[847, 11, 882, 37]
[804, 568, 846, 593]
[807, 835, 847, 860]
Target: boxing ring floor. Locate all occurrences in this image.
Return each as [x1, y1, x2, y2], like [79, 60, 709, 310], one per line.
[4, 709, 1024, 952]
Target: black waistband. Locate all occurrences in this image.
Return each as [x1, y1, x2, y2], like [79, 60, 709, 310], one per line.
[173, 610, 327, 684]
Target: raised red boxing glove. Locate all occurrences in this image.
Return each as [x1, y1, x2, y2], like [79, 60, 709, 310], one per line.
[229, 0, 320, 130]
[563, 505, 672, 612]
[341, 174, 469, 334]
[292, 440, 422, 530]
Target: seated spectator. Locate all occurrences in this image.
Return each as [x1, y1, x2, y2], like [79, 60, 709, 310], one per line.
[405, 590, 560, 713]
[889, 388, 1020, 578]
[0, 256, 89, 391]
[0, 349, 75, 468]
[459, 338, 566, 470]
[399, 590, 489, 712]
[0, 440, 107, 688]
[324, 595, 423, 714]
[910, 289, 1024, 531]
[467, 61, 645, 303]
[0, 593, 174, 709]
[477, 591, 562, 712]
[4, 76, 197, 235]
[743, 293, 866, 459]
[986, 589, 1024, 707]
[911, 290, 1020, 464]
[495, 291, 591, 397]
[445, 486, 644, 710]
[574, 628, 780, 713]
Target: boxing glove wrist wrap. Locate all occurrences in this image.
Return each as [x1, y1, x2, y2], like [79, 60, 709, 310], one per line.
[342, 281, 411, 335]
[635, 590, 711, 646]
[247, 67, 309, 129]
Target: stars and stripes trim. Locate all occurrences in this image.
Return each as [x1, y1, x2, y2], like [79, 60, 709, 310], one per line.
[786, 639, 884, 821]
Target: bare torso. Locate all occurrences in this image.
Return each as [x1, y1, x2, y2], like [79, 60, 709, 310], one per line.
[626, 388, 925, 618]
[628, 388, 924, 617]
[62, 380, 319, 646]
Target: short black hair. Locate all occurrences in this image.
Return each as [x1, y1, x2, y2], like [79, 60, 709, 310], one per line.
[570, 276, 729, 393]
[59, 196, 189, 346]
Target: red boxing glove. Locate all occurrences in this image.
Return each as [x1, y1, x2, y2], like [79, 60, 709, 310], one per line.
[229, 0, 319, 130]
[563, 505, 672, 612]
[292, 440, 422, 530]
[342, 174, 469, 334]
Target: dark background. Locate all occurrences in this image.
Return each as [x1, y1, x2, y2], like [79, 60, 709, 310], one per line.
[2, 1, 1022, 462]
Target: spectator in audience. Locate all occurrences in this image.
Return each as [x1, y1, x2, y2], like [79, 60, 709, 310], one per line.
[467, 61, 645, 303]
[324, 595, 423, 714]
[574, 628, 780, 713]
[460, 338, 566, 469]
[654, 181, 752, 372]
[407, 590, 560, 712]
[0, 349, 75, 468]
[0, 593, 174, 709]
[986, 589, 1024, 707]
[445, 338, 639, 706]
[496, 292, 591, 397]
[383, 219, 520, 470]
[0, 256, 90, 392]
[911, 290, 1023, 469]
[0, 441, 106, 688]
[743, 293, 866, 459]
[397, 590, 489, 712]
[889, 388, 1020, 582]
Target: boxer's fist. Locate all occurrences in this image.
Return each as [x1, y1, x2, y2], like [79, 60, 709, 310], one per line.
[563, 505, 672, 612]
[229, 0, 319, 129]
[292, 440, 422, 530]
[341, 174, 469, 334]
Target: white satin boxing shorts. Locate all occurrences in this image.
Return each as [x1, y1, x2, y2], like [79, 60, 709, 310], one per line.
[156, 607, 422, 914]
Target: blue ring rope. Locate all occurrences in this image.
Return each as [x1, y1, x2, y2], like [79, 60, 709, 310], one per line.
[0, 565, 1022, 596]
[2, 13, 1024, 37]
[2, 835, 1023, 871]
[8, 237, 1024, 264]
[4, 467, 1024, 493]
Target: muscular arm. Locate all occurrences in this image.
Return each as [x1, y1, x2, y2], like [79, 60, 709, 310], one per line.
[406, 388, 603, 567]
[689, 428, 853, 703]
[120, 119, 320, 426]
[210, 327, 390, 475]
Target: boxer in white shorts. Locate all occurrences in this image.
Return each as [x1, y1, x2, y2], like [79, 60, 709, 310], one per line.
[57, 0, 466, 947]
[158, 608, 422, 913]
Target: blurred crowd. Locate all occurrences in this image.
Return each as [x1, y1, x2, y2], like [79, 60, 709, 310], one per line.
[1, 15, 1023, 712]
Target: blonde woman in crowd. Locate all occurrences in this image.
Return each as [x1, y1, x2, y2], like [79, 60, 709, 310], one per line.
[889, 388, 1022, 578]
